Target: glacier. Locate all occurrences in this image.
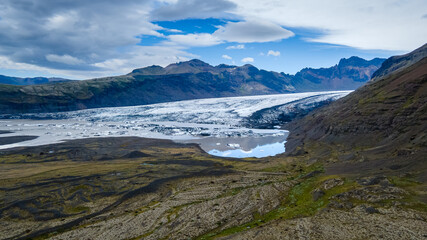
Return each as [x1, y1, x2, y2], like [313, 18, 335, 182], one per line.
[0, 91, 351, 157]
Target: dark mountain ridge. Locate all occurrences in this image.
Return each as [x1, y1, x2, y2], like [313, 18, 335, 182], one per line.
[0, 75, 73, 85]
[0, 61, 294, 114]
[371, 44, 427, 80]
[291, 56, 384, 91]
[0, 57, 384, 114]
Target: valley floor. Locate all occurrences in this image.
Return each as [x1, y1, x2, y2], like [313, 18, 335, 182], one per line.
[0, 137, 426, 239]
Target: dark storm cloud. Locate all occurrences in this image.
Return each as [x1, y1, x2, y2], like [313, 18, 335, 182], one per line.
[0, 0, 159, 70]
[150, 0, 237, 21]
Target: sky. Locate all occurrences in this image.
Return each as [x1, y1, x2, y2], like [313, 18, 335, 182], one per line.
[0, 0, 426, 80]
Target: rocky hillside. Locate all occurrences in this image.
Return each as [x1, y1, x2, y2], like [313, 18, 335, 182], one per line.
[284, 44, 427, 179]
[0, 57, 383, 114]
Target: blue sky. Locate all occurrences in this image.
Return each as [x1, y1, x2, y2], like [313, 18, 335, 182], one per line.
[0, 0, 425, 79]
[158, 20, 397, 74]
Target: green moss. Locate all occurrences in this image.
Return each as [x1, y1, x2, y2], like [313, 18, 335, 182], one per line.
[196, 171, 358, 240]
[388, 176, 420, 187]
[0, 154, 31, 163]
[386, 176, 427, 212]
[402, 97, 414, 109]
[64, 205, 90, 214]
[166, 201, 201, 223]
[69, 185, 91, 194]
[133, 201, 159, 216]
[405, 202, 427, 212]
[199, 170, 364, 240]
[358, 91, 386, 105]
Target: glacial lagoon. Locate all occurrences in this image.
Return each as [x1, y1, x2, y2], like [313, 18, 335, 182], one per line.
[183, 133, 288, 158]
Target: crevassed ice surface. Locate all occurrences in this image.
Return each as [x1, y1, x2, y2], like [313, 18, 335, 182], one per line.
[0, 91, 351, 157]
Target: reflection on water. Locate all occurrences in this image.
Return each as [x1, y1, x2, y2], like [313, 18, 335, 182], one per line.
[182, 132, 288, 158]
[208, 141, 286, 158]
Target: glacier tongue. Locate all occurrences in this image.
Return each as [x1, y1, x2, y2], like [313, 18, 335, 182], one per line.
[0, 91, 351, 157]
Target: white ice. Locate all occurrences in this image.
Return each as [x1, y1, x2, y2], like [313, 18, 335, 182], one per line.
[0, 91, 351, 156]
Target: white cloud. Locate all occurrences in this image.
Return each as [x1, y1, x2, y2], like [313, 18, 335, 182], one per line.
[151, 0, 237, 21]
[222, 54, 232, 60]
[46, 54, 84, 65]
[241, 57, 254, 63]
[167, 33, 224, 47]
[267, 50, 280, 57]
[166, 19, 295, 47]
[228, 0, 427, 51]
[0, 46, 197, 80]
[213, 20, 294, 43]
[0, 55, 91, 79]
[0, 0, 164, 73]
[155, 0, 427, 51]
[226, 44, 245, 49]
[92, 46, 196, 75]
[166, 28, 183, 33]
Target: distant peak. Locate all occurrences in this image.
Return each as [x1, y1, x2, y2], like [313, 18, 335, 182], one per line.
[132, 65, 163, 70]
[146, 65, 164, 70]
[182, 59, 211, 67]
[130, 65, 165, 75]
[188, 59, 207, 63]
[338, 56, 366, 66]
[155, 59, 217, 75]
[216, 64, 236, 69]
[241, 64, 257, 69]
[237, 64, 259, 74]
[338, 56, 385, 68]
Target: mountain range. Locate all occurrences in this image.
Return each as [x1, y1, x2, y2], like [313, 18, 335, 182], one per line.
[292, 57, 384, 91]
[0, 75, 72, 85]
[0, 57, 384, 114]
